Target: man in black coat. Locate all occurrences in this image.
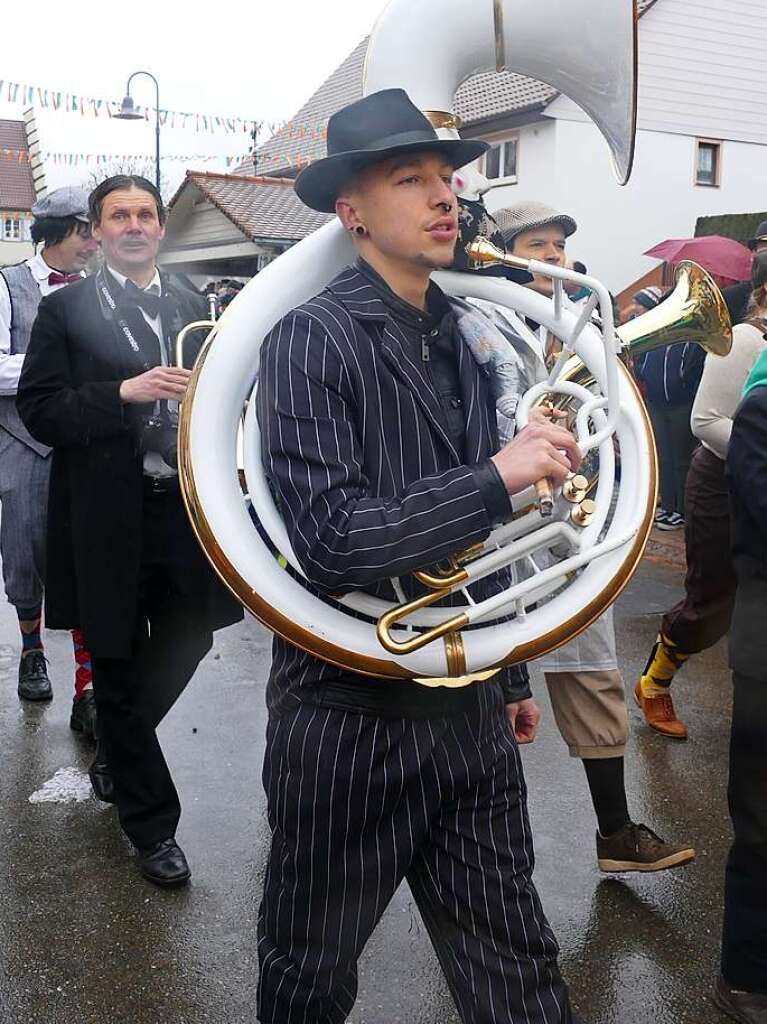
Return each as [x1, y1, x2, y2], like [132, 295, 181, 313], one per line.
[17, 175, 241, 887]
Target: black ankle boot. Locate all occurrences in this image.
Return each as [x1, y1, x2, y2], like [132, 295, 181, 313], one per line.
[18, 650, 52, 701]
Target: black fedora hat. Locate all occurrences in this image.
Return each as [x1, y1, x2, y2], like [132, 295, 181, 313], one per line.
[748, 219, 767, 251]
[294, 89, 489, 214]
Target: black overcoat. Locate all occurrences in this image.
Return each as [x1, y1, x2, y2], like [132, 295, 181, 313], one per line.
[17, 271, 242, 658]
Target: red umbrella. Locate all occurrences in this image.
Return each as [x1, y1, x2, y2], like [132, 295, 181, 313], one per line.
[644, 235, 753, 283]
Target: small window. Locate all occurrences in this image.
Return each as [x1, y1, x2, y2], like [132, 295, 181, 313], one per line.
[2, 216, 22, 241]
[484, 138, 518, 181]
[696, 140, 721, 187]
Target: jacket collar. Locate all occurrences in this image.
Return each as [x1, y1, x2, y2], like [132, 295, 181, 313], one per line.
[327, 265, 495, 465]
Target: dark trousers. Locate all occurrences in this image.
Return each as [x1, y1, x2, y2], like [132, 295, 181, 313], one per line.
[721, 671, 767, 993]
[257, 686, 573, 1024]
[91, 487, 212, 849]
[648, 401, 696, 515]
[662, 445, 736, 652]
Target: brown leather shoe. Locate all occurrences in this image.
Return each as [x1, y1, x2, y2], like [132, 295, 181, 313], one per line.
[597, 822, 695, 873]
[713, 975, 767, 1022]
[634, 680, 688, 740]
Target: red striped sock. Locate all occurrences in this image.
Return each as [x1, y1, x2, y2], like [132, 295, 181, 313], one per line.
[72, 628, 92, 700]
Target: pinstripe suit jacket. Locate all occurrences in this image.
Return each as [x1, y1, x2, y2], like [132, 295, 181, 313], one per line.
[257, 265, 530, 713]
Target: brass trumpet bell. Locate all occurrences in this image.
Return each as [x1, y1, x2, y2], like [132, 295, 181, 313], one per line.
[617, 260, 732, 359]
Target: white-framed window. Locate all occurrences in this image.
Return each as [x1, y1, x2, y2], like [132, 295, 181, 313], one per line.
[2, 215, 22, 241]
[483, 137, 519, 182]
[695, 139, 722, 187]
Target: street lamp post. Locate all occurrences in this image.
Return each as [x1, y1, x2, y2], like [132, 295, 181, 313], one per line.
[114, 71, 161, 193]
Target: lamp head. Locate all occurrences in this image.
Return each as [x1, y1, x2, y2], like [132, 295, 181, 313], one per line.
[115, 95, 143, 121]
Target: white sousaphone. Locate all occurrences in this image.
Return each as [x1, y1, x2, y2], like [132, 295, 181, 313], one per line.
[178, 0, 731, 683]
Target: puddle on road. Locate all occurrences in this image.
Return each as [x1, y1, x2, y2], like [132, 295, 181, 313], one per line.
[29, 767, 92, 804]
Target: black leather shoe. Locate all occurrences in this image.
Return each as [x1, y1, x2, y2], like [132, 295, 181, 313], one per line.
[70, 690, 98, 742]
[714, 975, 767, 1022]
[17, 650, 52, 701]
[88, 755, 115, 804]
[137, 839, 191, 888]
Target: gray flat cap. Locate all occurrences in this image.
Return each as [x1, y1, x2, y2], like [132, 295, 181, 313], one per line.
[31, 186, 90, 223]
[494, 201, 577, 247]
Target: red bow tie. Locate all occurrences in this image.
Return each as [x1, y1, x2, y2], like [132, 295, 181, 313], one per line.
[48, 272, 81, 286]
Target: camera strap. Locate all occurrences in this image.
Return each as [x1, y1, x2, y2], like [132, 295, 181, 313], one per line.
[97, 269, 152, 372]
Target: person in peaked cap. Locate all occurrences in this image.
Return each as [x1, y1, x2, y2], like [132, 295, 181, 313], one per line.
[747, 218, 767, 253]
[494, 200, 577, 297]
[0, 187, 98, 734]
[257, 87, 582, 1023]
[720, 220, 767, 330]
[470, 200, 694, 875]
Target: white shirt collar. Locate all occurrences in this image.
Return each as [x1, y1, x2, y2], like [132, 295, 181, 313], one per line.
[107, 265, 162, 295]
[26, 250, 85, 284]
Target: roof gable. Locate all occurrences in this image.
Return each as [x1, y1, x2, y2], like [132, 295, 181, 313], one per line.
[240, 1, 661, 178]
[0, 118, 35, 210]
[168, 171, 332, 243]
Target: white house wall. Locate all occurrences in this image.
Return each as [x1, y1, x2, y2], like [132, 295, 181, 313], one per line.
[484, 119, 767, 292]
[547, 0, 767, 146]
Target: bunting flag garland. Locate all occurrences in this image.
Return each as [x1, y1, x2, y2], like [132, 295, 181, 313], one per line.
[0, 76, 330, 139]
[0, 148, 326, 170]
[0, 148, 252, 167]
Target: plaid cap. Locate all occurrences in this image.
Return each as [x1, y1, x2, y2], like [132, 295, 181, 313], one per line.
[493, 201, 577, 248]
[31, 186, 90, 223]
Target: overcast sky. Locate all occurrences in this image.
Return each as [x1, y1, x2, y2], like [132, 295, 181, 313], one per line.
[1, 0, 385, 194]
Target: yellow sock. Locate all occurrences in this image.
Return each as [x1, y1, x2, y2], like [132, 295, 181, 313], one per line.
[639, 634, 689, 698]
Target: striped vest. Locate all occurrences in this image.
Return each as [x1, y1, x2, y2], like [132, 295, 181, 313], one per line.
[0, 263, 51, 456]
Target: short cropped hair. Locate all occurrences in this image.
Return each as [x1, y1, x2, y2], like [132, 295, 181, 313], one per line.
[89, 175, 165, 226]
[30, 216, 89, 247]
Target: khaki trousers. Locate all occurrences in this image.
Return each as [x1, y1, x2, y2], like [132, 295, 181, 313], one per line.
[544, 670, 628, 759]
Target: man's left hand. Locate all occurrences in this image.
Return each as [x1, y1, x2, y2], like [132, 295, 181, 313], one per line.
[505, 698, 541, 744]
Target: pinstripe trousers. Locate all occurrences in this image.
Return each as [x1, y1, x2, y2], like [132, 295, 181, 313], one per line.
[0, 430, 50, 609]
[257, 685, 573, 1024]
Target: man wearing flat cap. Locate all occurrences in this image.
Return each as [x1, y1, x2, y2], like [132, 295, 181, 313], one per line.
[0, 187, 98, 731]
[471, 198, 694, 876]
[256, 88, 581, 1024]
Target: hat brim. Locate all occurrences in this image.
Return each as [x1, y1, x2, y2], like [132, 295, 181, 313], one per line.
[294, 138, 489, 213]
[748, 236, 767, 251]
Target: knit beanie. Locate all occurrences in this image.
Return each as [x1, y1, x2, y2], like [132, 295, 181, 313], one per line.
[632, 286, 663, 311]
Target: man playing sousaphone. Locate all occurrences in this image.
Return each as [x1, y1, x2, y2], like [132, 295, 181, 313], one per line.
[256, 88, 582, 1024]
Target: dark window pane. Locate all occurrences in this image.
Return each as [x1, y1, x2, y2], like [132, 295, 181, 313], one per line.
[485, 146, 501, 179]
[504, 140, 518, 178]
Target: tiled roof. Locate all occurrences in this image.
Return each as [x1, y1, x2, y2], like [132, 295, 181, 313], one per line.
[170, 171, 332, 243]
[239, 2, 660, 178]
[0, 119, 35, 210]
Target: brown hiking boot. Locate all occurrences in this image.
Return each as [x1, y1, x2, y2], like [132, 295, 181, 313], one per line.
[597, 822, 696, 873]
[634, 680, 688, 739]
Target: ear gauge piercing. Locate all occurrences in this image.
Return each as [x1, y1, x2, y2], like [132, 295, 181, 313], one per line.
[355, 225, 366, 236]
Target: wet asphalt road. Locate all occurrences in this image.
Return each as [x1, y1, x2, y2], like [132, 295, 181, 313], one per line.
[0, 557, 735, 1024]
